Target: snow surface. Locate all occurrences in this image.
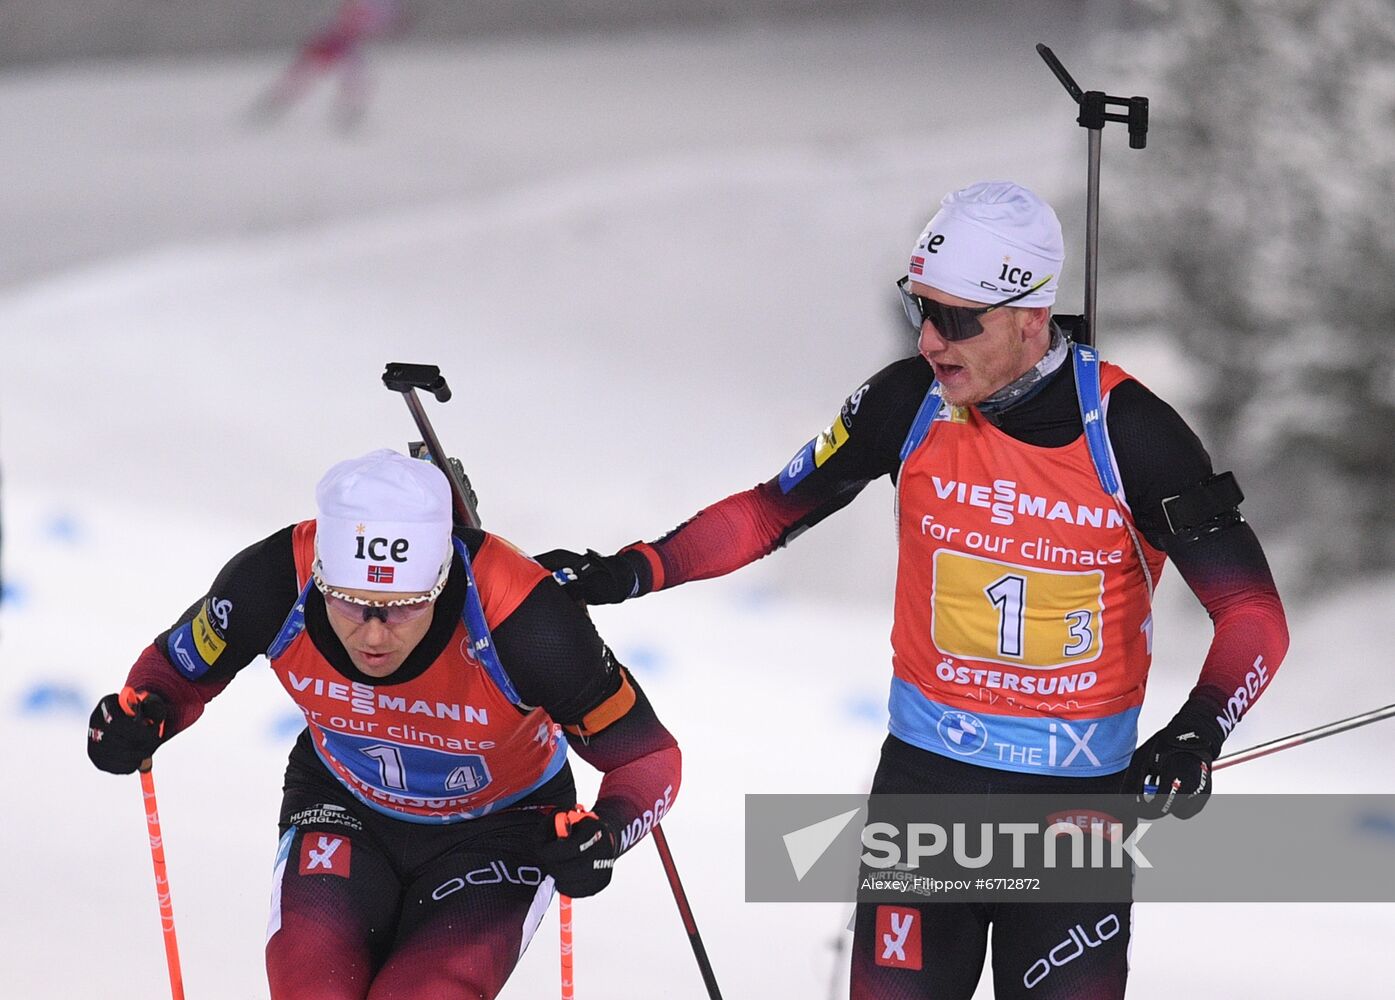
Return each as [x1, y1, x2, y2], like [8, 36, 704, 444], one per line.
[1, 17, 1392, 999]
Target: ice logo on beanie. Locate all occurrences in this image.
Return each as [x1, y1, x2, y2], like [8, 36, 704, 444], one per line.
[907, 181, 1063, 307]
[995, 260, 1038, 290]
[353, 527, 411, 563]
[909, 230, 947, 276]
[315, 450, 453, 593]
[352, 523, 409, 585]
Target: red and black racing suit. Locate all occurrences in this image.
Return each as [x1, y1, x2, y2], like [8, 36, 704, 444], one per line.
[604, 349, 1288, 999]
[123, 525, 680, 1000]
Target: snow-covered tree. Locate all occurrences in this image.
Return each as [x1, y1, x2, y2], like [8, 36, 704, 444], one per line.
[1103, 0, 1395, 585]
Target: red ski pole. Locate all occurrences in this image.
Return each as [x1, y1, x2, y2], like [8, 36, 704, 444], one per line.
[137, 761, 185, 1000]
[119, 686, 186, 1000]
[559, 894, 575, 999]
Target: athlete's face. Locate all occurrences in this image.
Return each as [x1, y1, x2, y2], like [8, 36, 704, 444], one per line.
[910, 280, 1052, 406]
[323, 586, 436, 678]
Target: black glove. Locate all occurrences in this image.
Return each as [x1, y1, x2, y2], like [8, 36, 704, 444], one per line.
[535, 805, 619, 898]
[534, 548, 646, 605]
[1124, 698, 1224, 820]
[87, 687, 168, 775]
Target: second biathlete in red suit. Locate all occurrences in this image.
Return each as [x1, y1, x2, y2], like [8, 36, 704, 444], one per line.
[540, 339, 1289, 998]
[580, 350, 1287, 774]
[115, 523, 679, 999]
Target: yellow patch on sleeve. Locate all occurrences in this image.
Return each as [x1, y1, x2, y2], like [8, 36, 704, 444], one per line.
[812, 416, 850, 467]
[191, 605, 226, 665]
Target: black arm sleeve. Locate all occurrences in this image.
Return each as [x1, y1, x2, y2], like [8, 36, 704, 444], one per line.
[490, 578, 626, 725]
[152, 525, 301, 685]
[1106, 380, 1227, 552]
[123, 525, 300, 738]
[491, 577, 681, 842]
[776, 353, 932, 501]
[639, 355, 931, 591]
[1106, 380, 1289, 732]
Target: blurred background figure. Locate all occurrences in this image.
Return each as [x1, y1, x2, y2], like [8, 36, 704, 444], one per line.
[1104, 0, 1395, 588]
[249, 0, 403, 128]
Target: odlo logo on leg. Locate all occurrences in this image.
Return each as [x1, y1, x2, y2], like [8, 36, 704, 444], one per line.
[1023, 913, 1121, 989]
[874, 906, 922, 970]
[299, 834, 352, 878]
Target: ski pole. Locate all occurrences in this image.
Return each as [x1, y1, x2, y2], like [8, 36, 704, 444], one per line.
[117, 687, 186, 1000]
[1212, 702, 1395, 771]
[1036, 43, 1149, 347]
[381, 362, 481, 529]
[138, 760, 186, 1000]
[652, 825, 724, 999]
[559, 894, 575, 999]
[1143, 702, 1395, 794]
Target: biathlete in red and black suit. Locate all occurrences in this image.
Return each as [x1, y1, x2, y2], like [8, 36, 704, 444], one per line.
[540, 182, 1290, 999]
[88, 449, 681, 1000]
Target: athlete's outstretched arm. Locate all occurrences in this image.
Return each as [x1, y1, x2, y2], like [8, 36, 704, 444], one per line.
[538, 356, 930, 603]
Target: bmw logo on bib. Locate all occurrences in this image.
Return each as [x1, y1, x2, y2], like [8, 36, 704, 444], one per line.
[937, 710, 989, 756]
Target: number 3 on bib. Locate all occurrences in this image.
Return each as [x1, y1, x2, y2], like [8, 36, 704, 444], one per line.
[931, 551, 1104, 669]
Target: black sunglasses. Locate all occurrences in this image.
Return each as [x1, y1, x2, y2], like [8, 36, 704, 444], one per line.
[896, 274, 1052, 342]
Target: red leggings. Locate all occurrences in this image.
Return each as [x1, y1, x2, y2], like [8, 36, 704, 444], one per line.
[265, 754, 569, 999]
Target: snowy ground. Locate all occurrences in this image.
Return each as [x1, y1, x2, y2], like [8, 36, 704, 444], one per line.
[2, 17, 1393, 999]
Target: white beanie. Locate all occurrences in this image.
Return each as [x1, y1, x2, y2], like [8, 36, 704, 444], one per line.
[907, 181, 1064, 307]
[314, 449, 453, 593]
